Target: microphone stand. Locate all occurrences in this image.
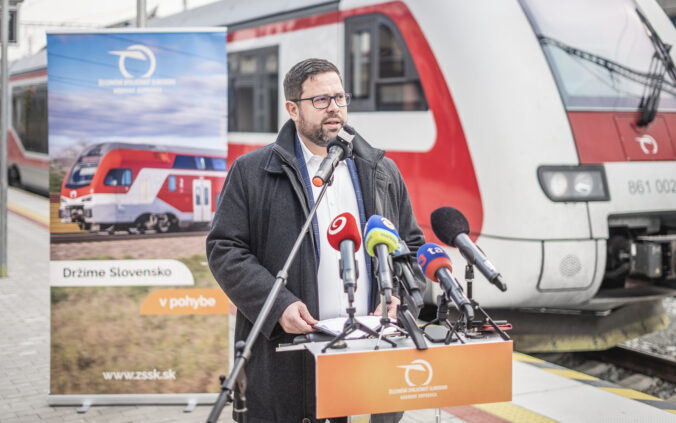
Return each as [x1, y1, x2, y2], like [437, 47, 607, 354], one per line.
[207, 177, 334, 423]
[464, 264, 511, 341]
[321, 285, 381, 352]
[396, 297, 428, 350]
[372, 254, 398, 350]
[392, 263, 427, 350]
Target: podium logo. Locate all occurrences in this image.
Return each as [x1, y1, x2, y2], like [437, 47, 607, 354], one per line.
[109, 44, 157, 78]
[397, 359, 433, 387]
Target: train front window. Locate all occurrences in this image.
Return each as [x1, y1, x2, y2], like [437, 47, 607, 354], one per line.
[520, 0, 676, 110]
[65, 164, 97, 188]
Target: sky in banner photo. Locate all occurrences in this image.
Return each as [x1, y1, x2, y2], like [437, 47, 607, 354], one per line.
[46, 31, 228, 156]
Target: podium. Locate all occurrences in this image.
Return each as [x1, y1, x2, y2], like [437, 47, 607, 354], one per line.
[279, 333, 513, 418]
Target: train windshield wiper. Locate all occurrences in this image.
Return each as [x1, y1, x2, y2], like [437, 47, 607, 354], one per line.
[538, 34, 676, 119]
[635, 8, 676, 126]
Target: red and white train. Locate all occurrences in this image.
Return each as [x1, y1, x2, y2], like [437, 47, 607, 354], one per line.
[150, 0, 676, 311]
[10, 0, 676, 328]
[7, 50, 48, 194]
[58, 143, 227, 233]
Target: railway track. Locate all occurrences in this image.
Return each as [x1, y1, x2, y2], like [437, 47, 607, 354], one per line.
[583, 345, 676, 384]
[50, 230, 208, 243]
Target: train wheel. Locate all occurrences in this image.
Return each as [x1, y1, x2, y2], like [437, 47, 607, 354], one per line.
[156, 214, 172, 233]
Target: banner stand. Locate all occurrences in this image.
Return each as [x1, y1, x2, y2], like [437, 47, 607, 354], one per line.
[47, 393, 218, 413]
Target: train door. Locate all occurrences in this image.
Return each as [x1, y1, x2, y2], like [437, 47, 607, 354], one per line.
[192, 178, 212, 222]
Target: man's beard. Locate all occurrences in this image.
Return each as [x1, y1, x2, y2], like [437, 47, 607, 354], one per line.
[297, 112, 345, 148]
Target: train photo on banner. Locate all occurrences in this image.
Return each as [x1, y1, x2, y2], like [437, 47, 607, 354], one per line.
[10, 0, 676, 349]
[58, 143, 228, 234]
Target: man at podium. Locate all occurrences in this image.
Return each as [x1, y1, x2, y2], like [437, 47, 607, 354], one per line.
[207, 58, 425, 423]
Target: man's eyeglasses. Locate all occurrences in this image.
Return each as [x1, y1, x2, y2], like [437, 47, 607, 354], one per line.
[291, 93, 351, 109]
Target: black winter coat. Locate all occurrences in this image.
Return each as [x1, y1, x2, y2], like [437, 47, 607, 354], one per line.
[206, 119, 425, 422]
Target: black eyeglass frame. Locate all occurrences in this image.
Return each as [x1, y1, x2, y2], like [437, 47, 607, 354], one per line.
[290, 93, 352, 109]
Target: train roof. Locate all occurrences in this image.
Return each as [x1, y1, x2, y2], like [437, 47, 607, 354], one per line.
[10, 48, 46, 77]
[147, 0, 339, 30]
[83, 142, 227, 158]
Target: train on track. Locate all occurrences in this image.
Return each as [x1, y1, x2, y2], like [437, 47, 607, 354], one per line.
[9, 0, 676, 350]
[58, 143, 228, 233]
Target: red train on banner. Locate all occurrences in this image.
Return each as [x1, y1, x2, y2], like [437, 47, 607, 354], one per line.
[58, 143, 227, 234]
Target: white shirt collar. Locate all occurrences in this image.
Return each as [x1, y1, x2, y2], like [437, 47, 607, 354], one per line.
[297, 134, 323, 166]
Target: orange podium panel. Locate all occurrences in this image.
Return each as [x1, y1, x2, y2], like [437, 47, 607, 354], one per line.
[307, 336, 512, 418]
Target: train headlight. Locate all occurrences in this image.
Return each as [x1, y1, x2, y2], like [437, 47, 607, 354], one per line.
[538, 165, 609, 202]
[549, 172, 568, 197]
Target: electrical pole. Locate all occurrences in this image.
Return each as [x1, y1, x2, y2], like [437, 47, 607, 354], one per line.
[136, 0, 146, 27]
[0, 0, 9, 278]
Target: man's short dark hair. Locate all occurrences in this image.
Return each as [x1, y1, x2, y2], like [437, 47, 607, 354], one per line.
[283, 58, 342, 101]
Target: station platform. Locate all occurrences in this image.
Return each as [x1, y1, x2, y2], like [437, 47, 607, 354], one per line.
[1, 187, 676, 422]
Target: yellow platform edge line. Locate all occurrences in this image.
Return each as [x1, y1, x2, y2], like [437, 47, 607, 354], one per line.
[667, 410, 676, 415]
[544, 368, 599, 381]
[7, 202, 49, 225]
[512, 352, 545, 363]
[475, 402, 558, 423]
[600, 387, 662, 401]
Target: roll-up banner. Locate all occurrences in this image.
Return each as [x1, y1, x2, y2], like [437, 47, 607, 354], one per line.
[46, 29, 229, 406]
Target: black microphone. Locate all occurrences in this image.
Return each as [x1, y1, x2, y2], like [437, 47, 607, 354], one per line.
[392, 240, 424, 311]
[312, 125, 355, 187]
[417, 243, 474, 321]
[431, 207, 507, 292]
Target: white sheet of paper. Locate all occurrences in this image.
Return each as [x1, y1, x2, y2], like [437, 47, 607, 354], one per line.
[313, 315, 399, 339]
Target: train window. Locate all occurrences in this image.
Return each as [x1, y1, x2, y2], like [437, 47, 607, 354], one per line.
[173, 155, 201, 169]
[168, 176, 177, 192]
[11, 84, 48, 154]
[350, 29, 371, 100]
[204, 187, 210, 205]
[205, 157, 227, 170]
[196, 157, 206, 170]
[228, 46, 279, 132]
[65, 164, 97, 188]
[104, 169, 132, 186]
[345, 14, 428, 112]
[195, 187, 201, 205]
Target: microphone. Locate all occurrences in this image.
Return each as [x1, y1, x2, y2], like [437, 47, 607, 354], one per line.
[416, 242, 474, 321]
[312, 125, 355, 187]
[363, 215, 399, 303]
[327, 212, 361, 300]
[392, 240, 424, 311]
[431, 207, 507, 292]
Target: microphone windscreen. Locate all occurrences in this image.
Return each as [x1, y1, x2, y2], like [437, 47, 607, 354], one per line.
[363, 215, 399, 257]
[416, 242, 453, 282]
[340, 124, 356, 136]
[327, 212, 361, 252]
[392, 239, 410, 258]
[430, 207, 470, 247]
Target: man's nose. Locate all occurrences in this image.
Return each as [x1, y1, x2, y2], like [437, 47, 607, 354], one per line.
[326, 96, 341, 112]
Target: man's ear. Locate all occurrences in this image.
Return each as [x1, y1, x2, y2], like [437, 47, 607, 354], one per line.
[285, 101, 299, 122]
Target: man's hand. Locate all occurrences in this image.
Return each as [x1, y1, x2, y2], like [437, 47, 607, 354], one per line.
[371, 295, 400, 320]
[279, 301, 319, 334]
